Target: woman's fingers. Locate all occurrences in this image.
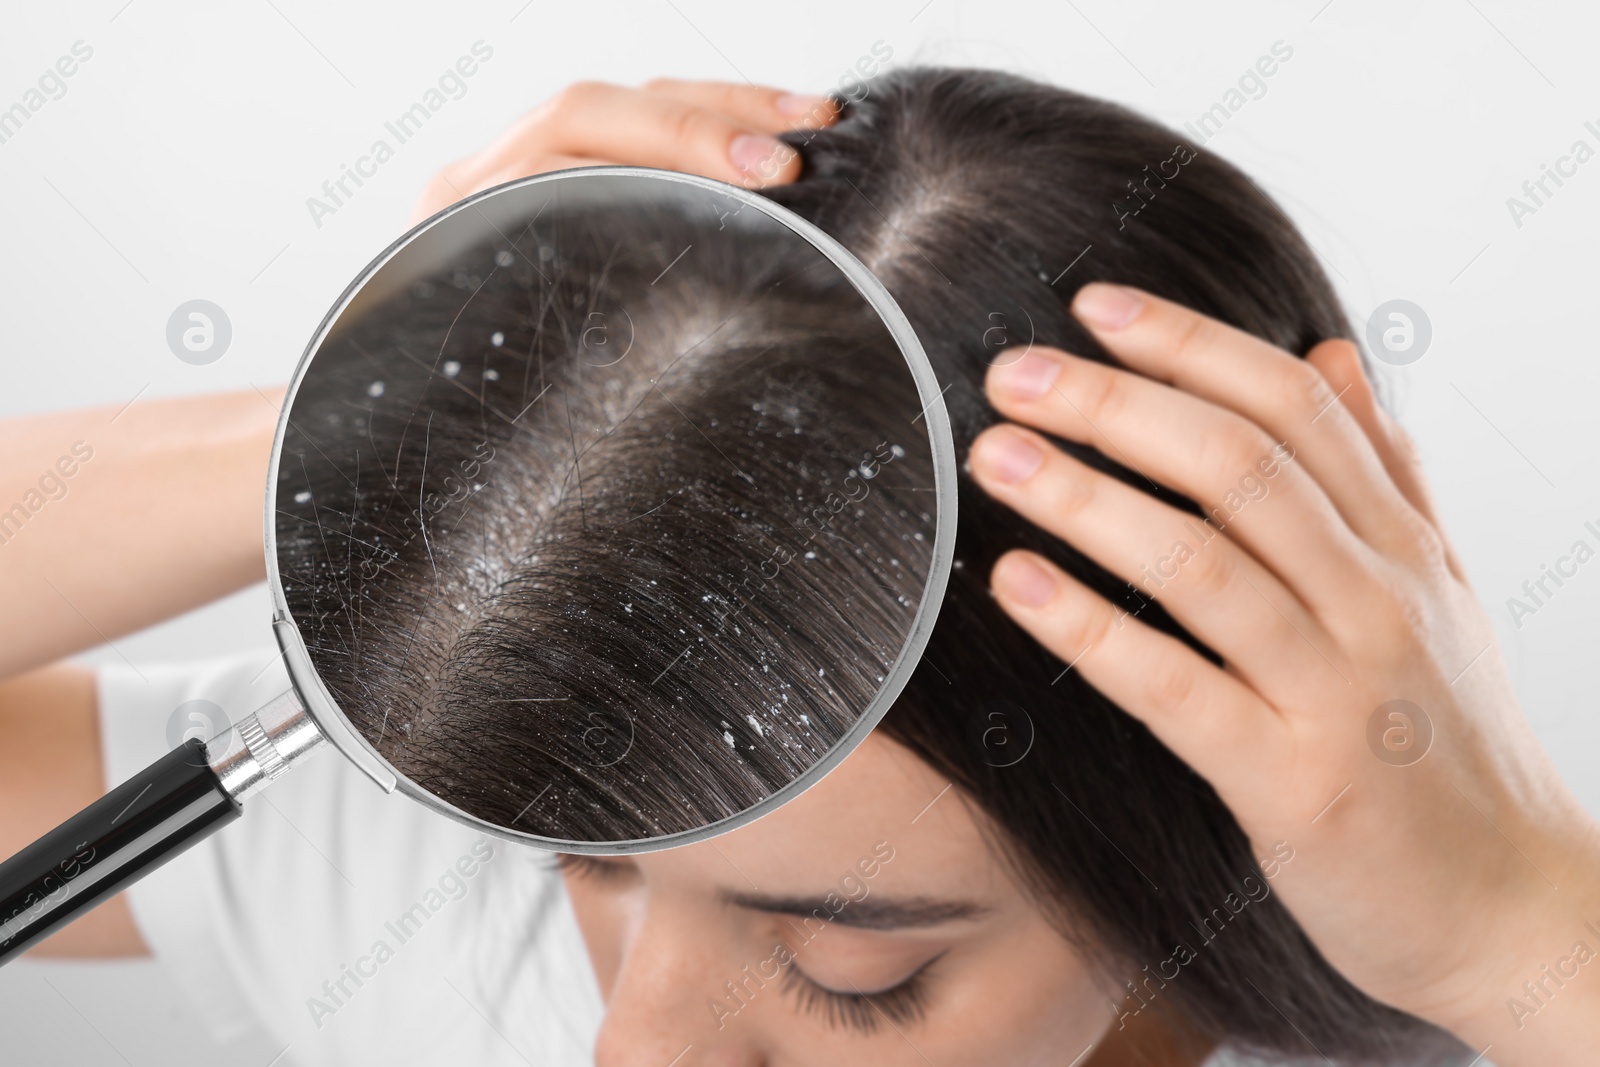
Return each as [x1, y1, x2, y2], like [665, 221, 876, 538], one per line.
[410, 79, 818, 222]
[640, 77, 837, 135]
[1066, 284, 1435, 569]
[489, 81, 800, 188]
[1304, 339, 1471, 585]
[968, 422, 1350, 700]
[988, 549, 1286, 776]
[983, 343, 1379, 620]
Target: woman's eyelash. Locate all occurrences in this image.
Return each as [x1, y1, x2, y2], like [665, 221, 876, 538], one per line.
[554, 853, 632, 881]
[556, 853, 935, 1036]
[779, 955, 935, 1034]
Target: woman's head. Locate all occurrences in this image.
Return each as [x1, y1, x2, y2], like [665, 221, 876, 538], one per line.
[276, 66, 1463, 1064]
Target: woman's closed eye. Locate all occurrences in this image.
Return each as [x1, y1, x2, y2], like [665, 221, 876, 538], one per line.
[560, 850, 961, 1036]
[780, 951, 941, 1034]
[555, 852, 637, 883]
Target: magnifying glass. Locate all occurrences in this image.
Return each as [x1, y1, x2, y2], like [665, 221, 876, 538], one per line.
[0, 167, 956, 963]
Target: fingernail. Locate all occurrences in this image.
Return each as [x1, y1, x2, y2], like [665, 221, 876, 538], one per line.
[992, 349, 1062, 399]
[731, 134, 791, 177]
[994, 553, 1057, 608]
[776, 93, 829, 117]
[972, 430, 1044, 484]
[1074, 283, 1143, 329]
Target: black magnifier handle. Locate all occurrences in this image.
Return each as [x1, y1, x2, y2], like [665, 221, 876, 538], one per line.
[0, 689, 323, 965]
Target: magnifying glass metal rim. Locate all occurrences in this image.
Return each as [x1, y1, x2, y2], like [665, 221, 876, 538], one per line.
[264, 165, 959, 854]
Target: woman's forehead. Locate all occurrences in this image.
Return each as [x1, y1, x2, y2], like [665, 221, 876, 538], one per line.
[648, 733, 1008, 900]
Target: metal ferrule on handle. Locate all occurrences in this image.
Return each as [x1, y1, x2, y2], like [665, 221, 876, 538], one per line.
[207, 688, 325, 802]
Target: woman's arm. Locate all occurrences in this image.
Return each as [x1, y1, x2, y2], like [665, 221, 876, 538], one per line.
[0, 663, 145, 956]
[0, 388, 281, 682]
[970, 284, 1600, 1064]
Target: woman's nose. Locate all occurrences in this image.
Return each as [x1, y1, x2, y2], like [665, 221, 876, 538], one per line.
[593, 901, 766, 1067]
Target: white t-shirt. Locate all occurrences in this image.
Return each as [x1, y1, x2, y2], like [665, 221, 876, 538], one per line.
[99, 649, 605, 1067]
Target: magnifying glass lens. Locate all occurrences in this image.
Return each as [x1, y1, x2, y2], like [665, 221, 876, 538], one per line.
[273, 169, 954, 849]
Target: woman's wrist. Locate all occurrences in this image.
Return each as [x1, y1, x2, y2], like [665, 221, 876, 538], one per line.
[1425, 811, 1600, 1063]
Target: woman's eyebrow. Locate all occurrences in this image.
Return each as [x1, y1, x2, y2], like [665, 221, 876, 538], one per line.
[719, 889, 990, 931]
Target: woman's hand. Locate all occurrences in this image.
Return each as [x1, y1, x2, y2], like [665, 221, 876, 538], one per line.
[968, 283, 1600, 1064]
[409, 79, 836, 223]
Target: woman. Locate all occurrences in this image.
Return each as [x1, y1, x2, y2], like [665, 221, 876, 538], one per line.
[2, 69, 1595, 1066]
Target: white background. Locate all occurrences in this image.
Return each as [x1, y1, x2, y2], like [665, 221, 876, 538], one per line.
[1, 0, 1596, 1063]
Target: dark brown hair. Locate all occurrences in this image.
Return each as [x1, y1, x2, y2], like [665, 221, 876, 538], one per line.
[276, 66, 1467, 1063]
